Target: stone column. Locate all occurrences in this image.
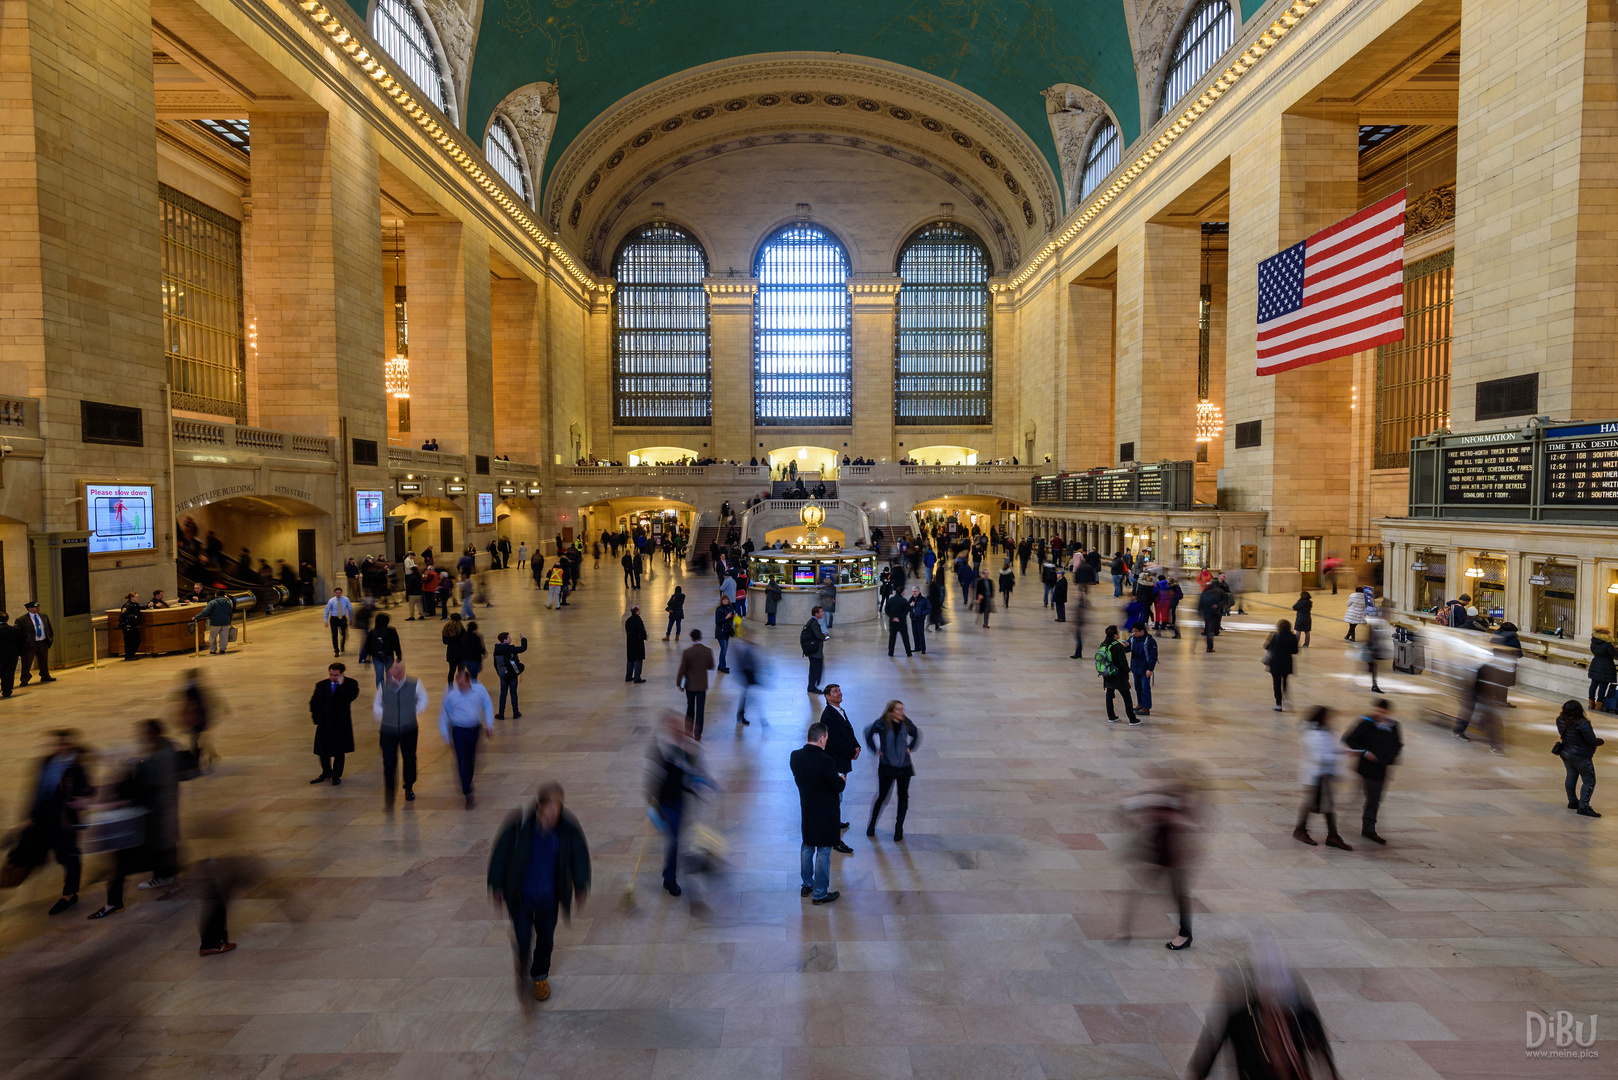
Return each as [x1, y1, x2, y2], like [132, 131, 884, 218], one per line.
[1114, 222, 1201, 464]
[704, 278, 757, 462]
[1066, 283, 1115, 469]
[1451, 0, 1618, 426]
[404, 219, 492, 461]
[491, 276, 543, 457]
[850, 274, 901, 460]
[1225, 113, 1359, 591]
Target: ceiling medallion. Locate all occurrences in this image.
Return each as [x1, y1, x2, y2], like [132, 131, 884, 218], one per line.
[756, 94, 781, 106]
[692, 106, 715, 120]
[823, 94, 846, 106]
[791, 93, 815, 105]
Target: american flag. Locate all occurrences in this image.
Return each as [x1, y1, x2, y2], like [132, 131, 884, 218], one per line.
[1255, 189, 1407, 376]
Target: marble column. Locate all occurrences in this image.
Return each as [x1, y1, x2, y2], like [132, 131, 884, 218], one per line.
[850, 275, 901, 460]
[1114, 222, 1201, 464]
[704, 278, 758, 462]
[404, 219, 493, 462]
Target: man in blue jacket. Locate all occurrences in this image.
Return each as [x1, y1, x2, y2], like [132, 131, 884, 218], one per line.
[1129, 622, 1158, 717]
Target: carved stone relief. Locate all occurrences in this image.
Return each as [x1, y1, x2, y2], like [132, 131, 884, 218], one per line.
[418, 0, 482, 123]
[1041, 84, 1114, 214]
[492, 81, 560, 193]
[1121, 0, 1183, 127]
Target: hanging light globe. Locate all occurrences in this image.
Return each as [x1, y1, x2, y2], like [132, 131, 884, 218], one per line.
[385, 355, 410, 399]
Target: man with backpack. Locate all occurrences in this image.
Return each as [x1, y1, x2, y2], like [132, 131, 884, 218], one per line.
[1097, 625, 1138, 725]
[802, 608, 828, 693]
[493, 633, 527, 719]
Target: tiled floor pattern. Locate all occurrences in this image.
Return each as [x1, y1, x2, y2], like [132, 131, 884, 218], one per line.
[0, 560, 1612, 1079]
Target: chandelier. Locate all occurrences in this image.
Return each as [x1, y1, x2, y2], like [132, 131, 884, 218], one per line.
[385, 355, 410, 399]
[1195, 399, 1223, 443]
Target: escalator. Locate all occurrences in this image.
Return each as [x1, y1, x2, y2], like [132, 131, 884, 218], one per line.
[176, 552, 289, 612]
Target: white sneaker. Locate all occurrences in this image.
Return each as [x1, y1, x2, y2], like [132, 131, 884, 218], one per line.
[137, 877, 176, 890]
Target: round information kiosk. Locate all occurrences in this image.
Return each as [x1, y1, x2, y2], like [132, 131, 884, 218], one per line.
[746, 503, 880, 625]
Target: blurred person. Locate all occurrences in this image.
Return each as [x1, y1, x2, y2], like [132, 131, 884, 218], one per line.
[1042, 559, 1058, 607]
[374, 661, 428, 806]
[732, 637, 760, 727]
[1453, 657, 1509, 753]
[1189, 933, 1342, 1080]
[488, 781, 591, 1002]
[926, 570, 947, 631]
[791, 721, 845, 904]
[624, 606, 648, 683]
[1196, 580, 1223, 652]
[714, 595, 735, 673]
[863, 700, 920, 841]
[323, 587, 353, 656]
[1292, 590, 1313, 647]
[1118, 778, 1196, 950]
[442, 614, 466, 685]
[440, 665, 495, 808]
[1590, 626, 1616, 711]
[195, 852, 262, 956]
[1360, 604, 1389, 694]
[818, 576, 838, 629]
[175, 668, 215, 771]
[15, 729, 92, 914]
[308, 662, 359, 785]
[664, 585, 686, 640]
[647, 713, 715, 897]
[1068, 594, 1089, 660]
[1264, 619, 1300, 711]
[676, 628, 716, 739]
[0, 610, 19, 697]
[1343, 698, 1403, 844]
[88, 719, 181, 918]
[1343, 585, 1369, 641]
[118, 592, 143, 660]
[1555, 699, 1604, 816]
[1294, 707, 1353, 849]
[908, 586, 930, 655]
[1098, 625, 1138, 725]
[493, 632, 528, 717]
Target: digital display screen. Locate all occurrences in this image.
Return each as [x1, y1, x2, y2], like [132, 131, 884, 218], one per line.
[794, 565, 818, 585]
[355, 489, 385, 535]
[1544, 436, 1618, 504]
[86, 484, 155, 554]
[860, 564, 875, 586]
[477, 492, 494, 525]
[1441, 442, 1533, 504]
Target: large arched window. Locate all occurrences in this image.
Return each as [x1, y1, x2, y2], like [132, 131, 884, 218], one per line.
[1079, 118, 1120, 201]
[894, 223, 993, 426]
[1160, 0, 1235, 118]
[613, 223, 711, 426]
[371, 0, 452, 116]
[754, 224, 851, 426]
[484, 116, 530, 205]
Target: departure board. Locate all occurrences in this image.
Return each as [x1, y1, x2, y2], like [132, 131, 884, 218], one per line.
[1545, 431, 1618, 504]
[1441, 440, 1533, 504]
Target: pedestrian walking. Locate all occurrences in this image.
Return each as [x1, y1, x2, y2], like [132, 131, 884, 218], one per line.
[884, 590, 913, 657]
[308, 662, 359, 785]
[493, 633, 527, 718]
[1097, 625, 1138, 724]
[118, 593, 143, 661]
[1343, 586, 1369, 641]
[441, 615, 465, 685]
[790, 722, 845, 905]
[324, 588, 353, 656]
[87, 720, 181, 918]
[20, 729, 92, 914]
[647, 714, 714, 898]
[625, 606, 648, 683]
[460, 620, 487, 680]
[863, 700, 920, 841]
[676, 629, 715, 739]
[1118, 779, 1197, 950]
[1292, 590, 1313, 647]
[926, 572, 947, 631]
[1263, 619, 1300, 711]
[974, 574, 994, 628]
[1555, 699, 1604, 816]
[404, 562, 423, 619]
[487, 781, 591, 1002]
[440, 666, 495, 808]
[359, 612, 403, 687]
[1128, 622, 1157, 716]
[664, 586, 685, 640]
[1294, 706, 1353, 849]
[714, 596, 735, 673]
[0, 613, 19, 698]
[802, 609, 828, 693]
[1041, 560, 1057, 607]
[908, 587, 930, 654]
[997, 560, 1015, 607]
[1361, 604, 1388, 694]
[1189, 934, 1341, 1080]
[516, 541, 528, 569]
[1196, 581, 1222, 652]
[373, 661, 427, 807]
[1343, 698, 1402, 843]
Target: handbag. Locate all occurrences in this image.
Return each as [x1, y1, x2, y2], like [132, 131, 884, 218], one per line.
[77, 807, 146, 855]
[1552, 740, 1564, 757]
[227, 625, 239, 642]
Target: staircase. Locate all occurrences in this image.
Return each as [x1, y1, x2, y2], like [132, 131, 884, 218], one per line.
[688, 524, 720, 569]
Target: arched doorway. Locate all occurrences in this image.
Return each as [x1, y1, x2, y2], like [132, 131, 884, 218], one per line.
[628, 446, 702, 466]
[766, 445, 840, 480]
[905, 445, 980, 466]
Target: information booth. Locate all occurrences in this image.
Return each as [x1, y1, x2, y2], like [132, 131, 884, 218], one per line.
[746, 550, 879, 625]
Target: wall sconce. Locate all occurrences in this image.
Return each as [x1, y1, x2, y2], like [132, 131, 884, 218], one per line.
[1365, 545, 1383, 565]
[1464, 566, 1485, 579]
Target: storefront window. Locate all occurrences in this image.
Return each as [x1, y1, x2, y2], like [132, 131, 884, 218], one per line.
[1530, 560, 1578, 637]
[1178, 530, 1209, 569]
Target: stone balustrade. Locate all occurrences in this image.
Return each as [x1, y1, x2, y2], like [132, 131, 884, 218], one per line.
[172, 419, 336, 460]
[387, 446, 469, 474]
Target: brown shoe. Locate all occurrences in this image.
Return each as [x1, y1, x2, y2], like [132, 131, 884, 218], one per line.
[1292, 827, 1317, 846]
[533, 979, 551, 1001]
[199, 942, 237, 956]
[1324, 834, 1353, 851]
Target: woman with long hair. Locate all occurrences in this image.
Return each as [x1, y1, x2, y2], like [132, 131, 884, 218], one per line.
[863, 700, 921, 842]
[1556, 699, 1605, 816]
[1294, 707, 1352, 849]
[441, 614, 465, 686]
[1589, 627, 1616, 711]
[1292, 590, 1313, 647]
[1263, 619, 1300, 712]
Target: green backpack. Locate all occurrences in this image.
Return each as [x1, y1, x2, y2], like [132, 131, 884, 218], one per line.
[1094, 645, 1118, 678]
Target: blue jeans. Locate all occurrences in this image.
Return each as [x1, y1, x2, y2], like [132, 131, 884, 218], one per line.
[1112, 574, 1123, 596]
[766, 610, 776, 625]
[800, 843, 830, 899]
[1042, 583, 1053, 606]
[371, 657, 394, 687]
[665, 615, 682, 637]
[451, 724, 481, 794]
[661, 801, 683, 884]
[511, 899, 559, 979]
[1133, 670, 1153, 712]
[717, 635, 730, 669]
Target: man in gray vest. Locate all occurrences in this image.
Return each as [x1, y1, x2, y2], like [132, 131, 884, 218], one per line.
[372, 660, 428, 808]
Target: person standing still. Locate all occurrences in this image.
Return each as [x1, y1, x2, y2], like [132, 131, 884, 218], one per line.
[790, 722, 845, 905]
[324, 588, 353, 656]
[1098, 625, 1138, 725]
[1343, 699, 1402, 844]
[0, 613, 20, 697]
[664, 587, 686, 640]
[1052, 572, 1068, 623]
[863, 701, 920, 841]
[676, 629, 715, 739]
[803, 608, 828, 693]
[764, 578, 782, 626]
[1292, 591, 1313, 648]
[1196, 582, 1223, 653]
[714, 596, 735, 673]
[200, 592, 233, 656]
[440, 666, 495, 808]
[624, 607, 648, 683]
[908, 587, 930, 654]
[17, 600, 55, 683]
[1555, 699, 1604, 816]
[819, 685, 859, 852]
[1128, 623, 1157, 716]
[493, 633, 528, 718]
[309, 663, 359, 785]
[118, 593, 143, 661]
[818, 579, 838, 629]
[884, 590, 913, 657]
[516, 541, 528, 569]
[373, 661, 428, 807]
[487, 781, 591, 1002]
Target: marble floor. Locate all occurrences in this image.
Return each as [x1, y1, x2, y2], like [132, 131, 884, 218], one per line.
[0, 557, 1612, 1080]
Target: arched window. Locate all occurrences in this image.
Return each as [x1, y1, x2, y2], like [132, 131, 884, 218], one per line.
[371, 0, 451, 116]
[895, 223, 992, 426]
[754, 224, 851, 426]
[1160, 0, 1234, 118]
[1079, 118, 1120, 201]
[484, 116, 530, 205]
[613, 223, 711, 426]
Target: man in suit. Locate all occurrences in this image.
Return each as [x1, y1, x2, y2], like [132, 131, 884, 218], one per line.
[789, 722, 845, 905]
[0, 612, 20, 697]
[819, 685, 859, 854]
[309, 662, 361, 785]
[16, 600, 54, 686]
[675, 629, 716, 740]
[803, 608, 828, 693]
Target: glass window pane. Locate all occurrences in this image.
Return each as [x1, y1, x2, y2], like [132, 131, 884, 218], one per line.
[894, 223, 993, 426]
[371, 0, 451, 115]
[754, 225, 852, 426]
[1079, 120, 1119, 200]
[484, 117, 530, 204]
[1161, 1, 1235, 117]
[613, 223, 711, 426]
[1375, 250, 1453, 469]
[158, 185, 245, 420]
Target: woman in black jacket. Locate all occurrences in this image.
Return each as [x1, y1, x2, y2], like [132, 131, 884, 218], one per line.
[1292, 590, 1313, 647]
[863, 701, 921, 841]
[360, 613, 403, 688]
[1588, 627, 1616, 710]
[1557, 699, 1604, 816]
[460, 620, 487, 680]
[625, 606, 648, 682]
[1265, 619, 1300, 711]
[442, 615, 465, 685]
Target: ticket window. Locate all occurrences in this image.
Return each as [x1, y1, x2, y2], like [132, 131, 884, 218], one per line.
[1414, 556, 1446, 611]
[1530, 560, 1578, 637]
[1178, 531, 1209, 570]
[1471, 557, 1508, 620]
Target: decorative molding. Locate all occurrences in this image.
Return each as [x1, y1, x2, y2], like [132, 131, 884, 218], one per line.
[415, 0, 475, 124]
[581, 124, 1021, 271]
[702, 278, 759, 296]
[1120, 0, 1183, 128]
[1405, 182, 1455, 239]
[848, 273, 903, 296]
[1041, 84, 1114, 215]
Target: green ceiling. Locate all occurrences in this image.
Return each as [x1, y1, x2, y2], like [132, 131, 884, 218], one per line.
[348, 0, 1257, 195]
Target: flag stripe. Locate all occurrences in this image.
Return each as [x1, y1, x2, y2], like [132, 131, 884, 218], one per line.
[1258, 274, 1404, 342]
[1257, 295, 1405, 360]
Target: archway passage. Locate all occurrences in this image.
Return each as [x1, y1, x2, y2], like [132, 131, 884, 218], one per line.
[910, 494, 1026, 543]
[766, 445, 840, 479]
[177, 494, 331, 605]
[627, 446, 702, 466]
[905, 445, 980, 465]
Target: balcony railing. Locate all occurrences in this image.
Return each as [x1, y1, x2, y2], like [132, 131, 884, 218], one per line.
[0, 395, 40, 435]
[387, 446, 469, 474]
[172, 419, 336, 461]
[492, 458, 541, 480]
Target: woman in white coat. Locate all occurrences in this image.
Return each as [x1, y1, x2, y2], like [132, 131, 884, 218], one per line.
[1342, 586, 1370, 641]
[1294, 706, 1353, 850]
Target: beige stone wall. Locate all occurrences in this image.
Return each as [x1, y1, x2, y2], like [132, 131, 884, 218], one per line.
[491, 277, 543, 459]
[1065, 282, 1115, 469]
[1114, 222, 1200, 464]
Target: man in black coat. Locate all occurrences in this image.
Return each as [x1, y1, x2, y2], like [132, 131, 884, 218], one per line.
[820, 685, 859, 853]
[29, 729, 92, 914]
[487, 781, 591, 1002]
[1343, 698, 1403, 844]
[309, 662, 360, 784]
[883, 592, 913, 657]
[0, 612, 20, 697]
[1196, 583, 1224, 652]
[789, 722, 845, 905]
